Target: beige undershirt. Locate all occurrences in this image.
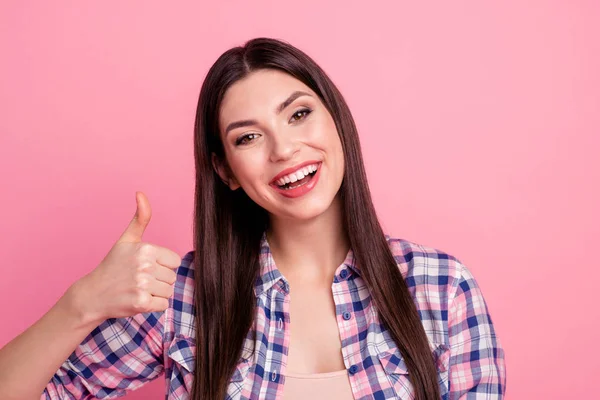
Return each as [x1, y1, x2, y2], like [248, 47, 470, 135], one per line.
[281, 369, 354, 399]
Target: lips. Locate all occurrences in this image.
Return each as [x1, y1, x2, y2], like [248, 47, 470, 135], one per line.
[269, 160, 322, 186]
[270, 160, 322, 198]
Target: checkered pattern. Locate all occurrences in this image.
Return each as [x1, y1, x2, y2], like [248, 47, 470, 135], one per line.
[43, 234, 506, 399]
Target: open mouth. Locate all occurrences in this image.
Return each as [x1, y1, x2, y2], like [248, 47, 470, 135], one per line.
[278, 169, 317, 190]
[272, 162, 320, 191]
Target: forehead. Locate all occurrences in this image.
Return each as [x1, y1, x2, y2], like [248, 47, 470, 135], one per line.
[219, 69, 315, 125]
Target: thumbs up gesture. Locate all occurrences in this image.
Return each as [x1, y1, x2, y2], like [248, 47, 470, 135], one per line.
[69, 192, 182, 324]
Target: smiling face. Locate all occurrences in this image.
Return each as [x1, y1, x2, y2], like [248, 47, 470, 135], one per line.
[214, 68, 345, 221]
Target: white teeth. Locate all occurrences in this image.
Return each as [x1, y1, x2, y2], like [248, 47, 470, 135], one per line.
[274, 163, 320, 187]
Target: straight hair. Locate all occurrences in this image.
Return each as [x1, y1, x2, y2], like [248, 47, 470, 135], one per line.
[192, 37, 441, 399]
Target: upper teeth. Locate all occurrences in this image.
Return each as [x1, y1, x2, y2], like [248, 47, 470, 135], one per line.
[276, 163, 319, 186]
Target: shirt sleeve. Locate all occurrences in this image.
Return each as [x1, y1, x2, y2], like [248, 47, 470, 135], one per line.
[41, 310, 165, 399]
[448, 262, 507, 399]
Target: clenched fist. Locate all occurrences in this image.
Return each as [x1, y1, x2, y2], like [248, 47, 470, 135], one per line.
[68, 191, 182, 324]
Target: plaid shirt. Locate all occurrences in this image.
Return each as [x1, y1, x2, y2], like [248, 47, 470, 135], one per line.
[44, 234, 506, 399]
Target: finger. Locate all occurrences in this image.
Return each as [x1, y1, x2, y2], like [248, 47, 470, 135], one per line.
[154, 246, 183, 269]
[149, 296, 169, 312]
[148, 279, 175, 299]
[118, 191, 152, 244]
[153, 265, 177, 285]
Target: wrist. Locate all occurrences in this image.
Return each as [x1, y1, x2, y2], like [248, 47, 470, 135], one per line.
[58, 279, 104, 330]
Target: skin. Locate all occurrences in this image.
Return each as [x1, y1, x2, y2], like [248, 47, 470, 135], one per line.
[213, 68, 351, 373]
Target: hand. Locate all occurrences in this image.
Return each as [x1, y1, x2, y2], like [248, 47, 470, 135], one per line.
[68, 191, 182, 324]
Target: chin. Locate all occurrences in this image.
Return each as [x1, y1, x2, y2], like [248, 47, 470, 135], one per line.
[279, 196, 338, 221]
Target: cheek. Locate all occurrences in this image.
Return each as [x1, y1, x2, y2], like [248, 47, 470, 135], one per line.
[307, 115, 339, 148]
[324, 123, 344, 162]
[329, 129, 345, 178]
[228, 152, 267, 185]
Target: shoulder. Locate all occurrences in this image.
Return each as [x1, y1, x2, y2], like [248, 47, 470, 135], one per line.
[384, 236, 507, 392]
[385, 234, 465, 289]
[384, 235, 471, 343]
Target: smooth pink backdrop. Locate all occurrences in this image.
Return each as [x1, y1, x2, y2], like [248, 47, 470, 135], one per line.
[1, 1, 598, 399]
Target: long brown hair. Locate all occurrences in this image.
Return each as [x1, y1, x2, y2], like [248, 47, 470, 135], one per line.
[192, 37, 440, 399]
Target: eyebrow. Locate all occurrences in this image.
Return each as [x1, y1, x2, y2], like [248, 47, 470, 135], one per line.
[224, 90, 313, 135]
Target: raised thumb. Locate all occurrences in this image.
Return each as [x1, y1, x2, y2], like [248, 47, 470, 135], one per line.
[118, 191, 152, 243]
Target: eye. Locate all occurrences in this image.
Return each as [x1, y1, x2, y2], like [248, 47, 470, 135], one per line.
[289, 108, 312, 123]
[235, 133, 259, 146]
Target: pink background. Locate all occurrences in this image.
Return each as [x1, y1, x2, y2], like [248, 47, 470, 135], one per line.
[1, 1, 598, 399]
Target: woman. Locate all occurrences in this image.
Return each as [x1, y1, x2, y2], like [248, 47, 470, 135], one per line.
[0, 38, 506, 399]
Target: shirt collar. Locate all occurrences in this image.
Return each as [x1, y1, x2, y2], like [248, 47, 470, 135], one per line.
[254, 231, 360, 297]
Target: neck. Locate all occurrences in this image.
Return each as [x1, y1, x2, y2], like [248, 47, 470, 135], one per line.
[266, 194, 350, 283]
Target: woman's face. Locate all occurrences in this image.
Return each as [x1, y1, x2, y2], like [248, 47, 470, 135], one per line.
[216, 68, 345, 221]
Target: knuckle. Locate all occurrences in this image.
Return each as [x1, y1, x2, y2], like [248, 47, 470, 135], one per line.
[137, 260, 154, 273]
[137, 243, 155, 258]
[135, 274, 150, 289]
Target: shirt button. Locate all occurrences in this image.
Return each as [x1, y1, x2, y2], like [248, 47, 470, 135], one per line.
[271, 371, 277, 381]
[349, 364, 358, 375]
[342, 311, 352, 320]
[340, 269, 349, 279]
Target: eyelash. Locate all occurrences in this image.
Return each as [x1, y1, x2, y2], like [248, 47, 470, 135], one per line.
[234, 108, 313, 146]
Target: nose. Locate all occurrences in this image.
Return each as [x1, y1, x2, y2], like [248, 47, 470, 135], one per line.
[269, 131, 299, 163]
